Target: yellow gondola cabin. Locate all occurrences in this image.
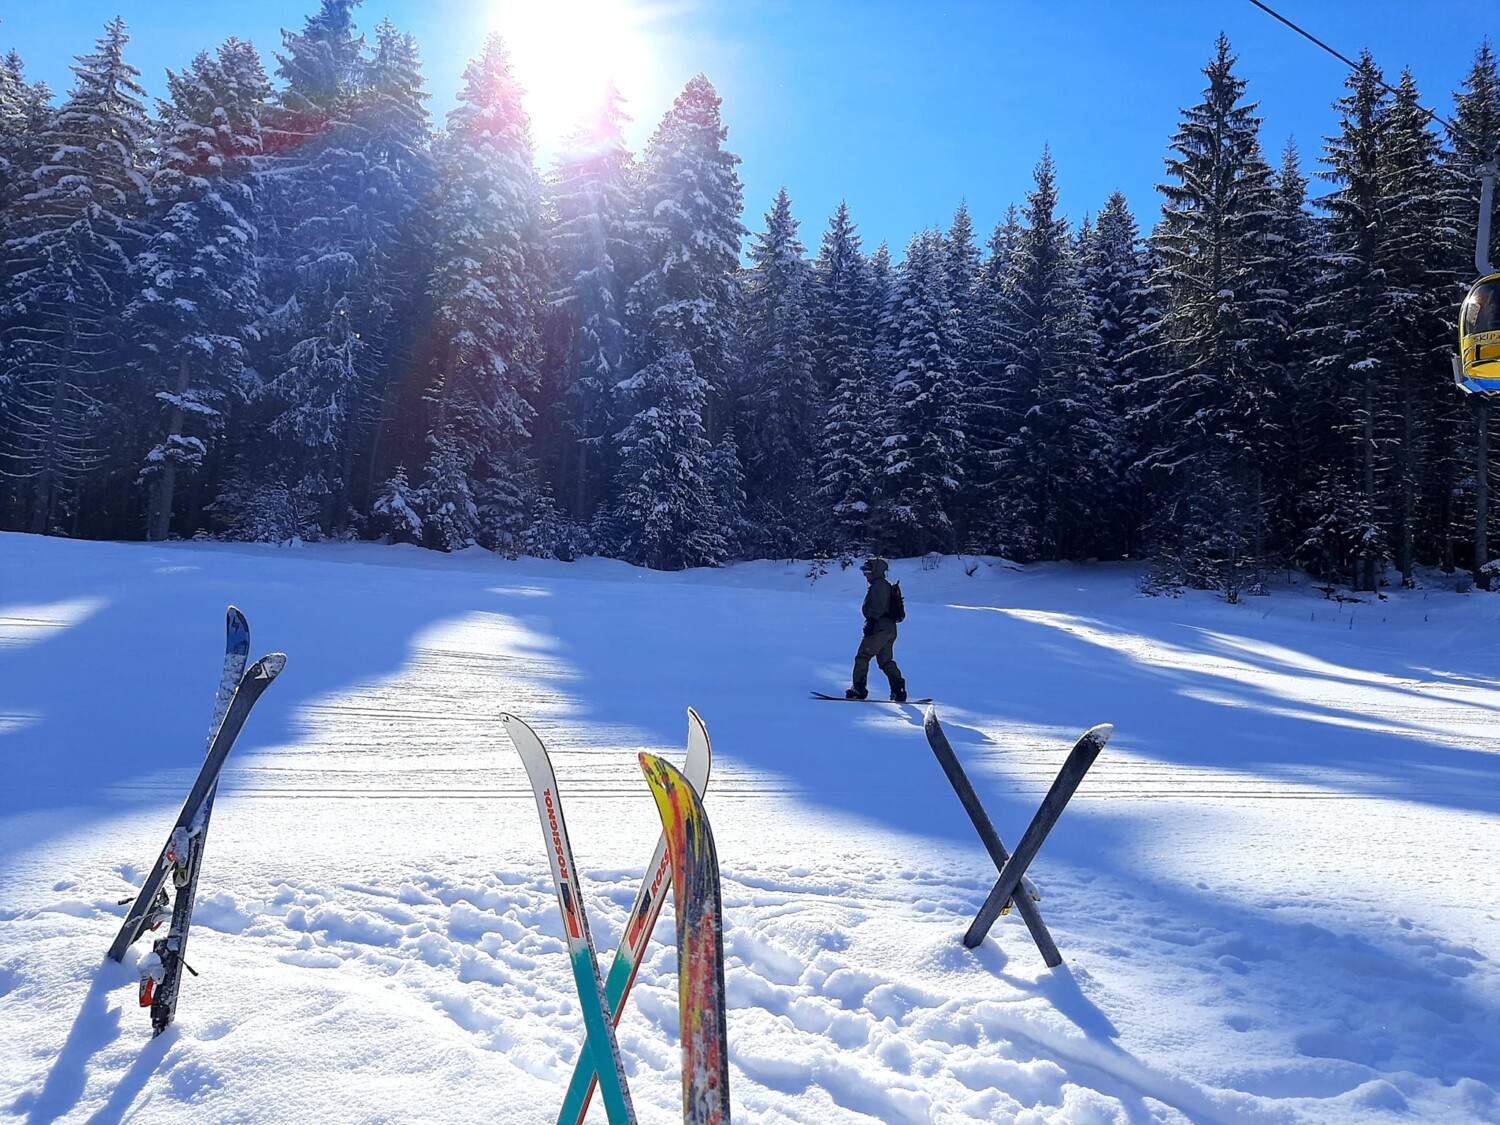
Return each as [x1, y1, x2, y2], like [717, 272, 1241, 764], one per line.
[1456, 272, 1500, 393]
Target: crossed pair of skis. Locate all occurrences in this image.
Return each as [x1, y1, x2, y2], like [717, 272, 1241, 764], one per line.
[108, 607, 287, 1035]
[923, 708, 1111, 963]
[505, 711, 729, 1125]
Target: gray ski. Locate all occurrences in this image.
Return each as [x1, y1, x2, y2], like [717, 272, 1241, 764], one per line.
[109, 650, 286, 966]
[963, 723, 1112, 949]
[141, 607, 251, 1033]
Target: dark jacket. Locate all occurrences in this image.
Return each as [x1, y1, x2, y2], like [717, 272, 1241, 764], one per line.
[861, 564, 897, 633]
[861, 578, 896, 632]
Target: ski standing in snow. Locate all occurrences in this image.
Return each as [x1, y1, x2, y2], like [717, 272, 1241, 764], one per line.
[640, 751, 732, 1125]
[502, 714, 637, 1125]
[107, 609, 285, 1036]
[560, 710, 713, 1125]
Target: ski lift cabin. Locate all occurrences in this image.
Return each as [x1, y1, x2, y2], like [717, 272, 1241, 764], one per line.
[1456, 273, 1500, 393]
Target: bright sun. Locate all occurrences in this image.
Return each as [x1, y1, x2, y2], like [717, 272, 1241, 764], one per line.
[482, 0, 666, 146]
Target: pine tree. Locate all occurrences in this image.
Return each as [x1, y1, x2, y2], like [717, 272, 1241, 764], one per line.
[547, 82, 636, 520]
[811, 202, 879, 551]
[370, 464, 423, 543]
[0, 53, 42, 225]
[1314, 55, 1455, 588]
[1081, 190, 1152, 557]
[738, 187, 818, 554]
[881, 229, 966, 555]
[613, 348, 728, 569]
[963, 207, 1022, 548]
[0, 18, 150, 536]
[422, 33, 544, 551]
[252, 0, 374, 537]
[0, 53, 52, 525]
[1381, 70, 1462, 584]
[420, 432, 478, 551]
[628, 74, 744, 434]
[1314, 52, 1392, 590]
[358, 17, 436, 513]
[1258, 142, 1332, 578]
[1147, 35, 1282, 596]
[941, 202, 987, 544]
[991, 150, 1115, 561]
[128, 38, 270, 541]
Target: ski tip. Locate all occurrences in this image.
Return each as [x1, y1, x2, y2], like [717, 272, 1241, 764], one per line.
[498, 712, 531, 734]
[638, 750, 687, 794]
[1085, 723, 1114, 746]
[226, 606, 250, 651]
[498, 714, 546, 757]
[254, 653, 288, 679]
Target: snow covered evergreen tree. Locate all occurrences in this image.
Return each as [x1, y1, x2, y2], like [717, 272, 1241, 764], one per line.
[0, 53, 52, 521]
[370, 463, 423, 544]
[357, 18, 436, 510]
[811, 202, 879, 552]
[738, 187, 818, 555]
[251, 0, 374, 538]
[940, 202, 987, 544]
[1380, 70, 1463, 584]
[1256, 142, 1334, 579]
[1146, 35, 1282, 596]
[422, 33, 544, 553]
[990, 150, 1115, 561]
[127, 38, 270, 541]
[879, 229, 966, 555]
[420, 432, 479, 551]
[547, 81, 636, 521]
[0, 53, 47, 233]
[628, 74, 744, 434]
[0, 18, 150, 536]
[1080, 190, 1152, 558]
[962, 207, 1022, 548]
[613, 348, 729, 569]
[1312, 54, 1392, 590]
[1314, 57, 1455, 588]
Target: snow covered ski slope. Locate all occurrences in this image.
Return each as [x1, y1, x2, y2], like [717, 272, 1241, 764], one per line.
[1, 532, 1498, 1122]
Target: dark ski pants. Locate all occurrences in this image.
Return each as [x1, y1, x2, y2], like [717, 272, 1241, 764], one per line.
[852, 626, 904, 693]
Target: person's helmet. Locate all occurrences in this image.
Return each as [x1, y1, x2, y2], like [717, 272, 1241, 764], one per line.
[860, 557, 889, 578]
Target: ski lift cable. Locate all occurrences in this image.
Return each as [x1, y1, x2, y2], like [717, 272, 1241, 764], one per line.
[1243, 0, 1460, 137]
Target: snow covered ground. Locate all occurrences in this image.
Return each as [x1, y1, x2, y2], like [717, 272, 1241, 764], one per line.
[1, 531, 1497, 1123]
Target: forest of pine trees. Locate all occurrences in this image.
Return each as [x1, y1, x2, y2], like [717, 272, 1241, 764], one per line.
[2, 6, 1498, 596]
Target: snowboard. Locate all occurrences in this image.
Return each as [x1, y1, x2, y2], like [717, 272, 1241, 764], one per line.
[810, 691, 932, 704]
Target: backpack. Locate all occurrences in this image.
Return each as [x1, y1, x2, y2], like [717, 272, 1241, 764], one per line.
[888, 580, 906, 623]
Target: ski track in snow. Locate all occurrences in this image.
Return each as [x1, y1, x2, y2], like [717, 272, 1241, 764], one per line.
[0, 535, 1497, 1123]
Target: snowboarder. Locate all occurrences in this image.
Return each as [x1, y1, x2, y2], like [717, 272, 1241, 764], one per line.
[847, 557, 906, 702]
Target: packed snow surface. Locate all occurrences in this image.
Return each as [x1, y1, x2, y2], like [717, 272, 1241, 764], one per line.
[1, 533, 1497, 1123]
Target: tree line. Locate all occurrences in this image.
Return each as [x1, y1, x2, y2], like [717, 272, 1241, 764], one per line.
[1, 2, 1497, 594]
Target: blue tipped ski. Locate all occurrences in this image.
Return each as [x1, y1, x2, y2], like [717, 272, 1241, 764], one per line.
[503, 715, 636, 1125]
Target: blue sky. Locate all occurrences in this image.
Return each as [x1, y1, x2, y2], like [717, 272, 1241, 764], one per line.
[2, 1, 1491, 251]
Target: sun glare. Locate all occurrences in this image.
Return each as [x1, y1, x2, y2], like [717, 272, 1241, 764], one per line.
[482, 0, 664, 147]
